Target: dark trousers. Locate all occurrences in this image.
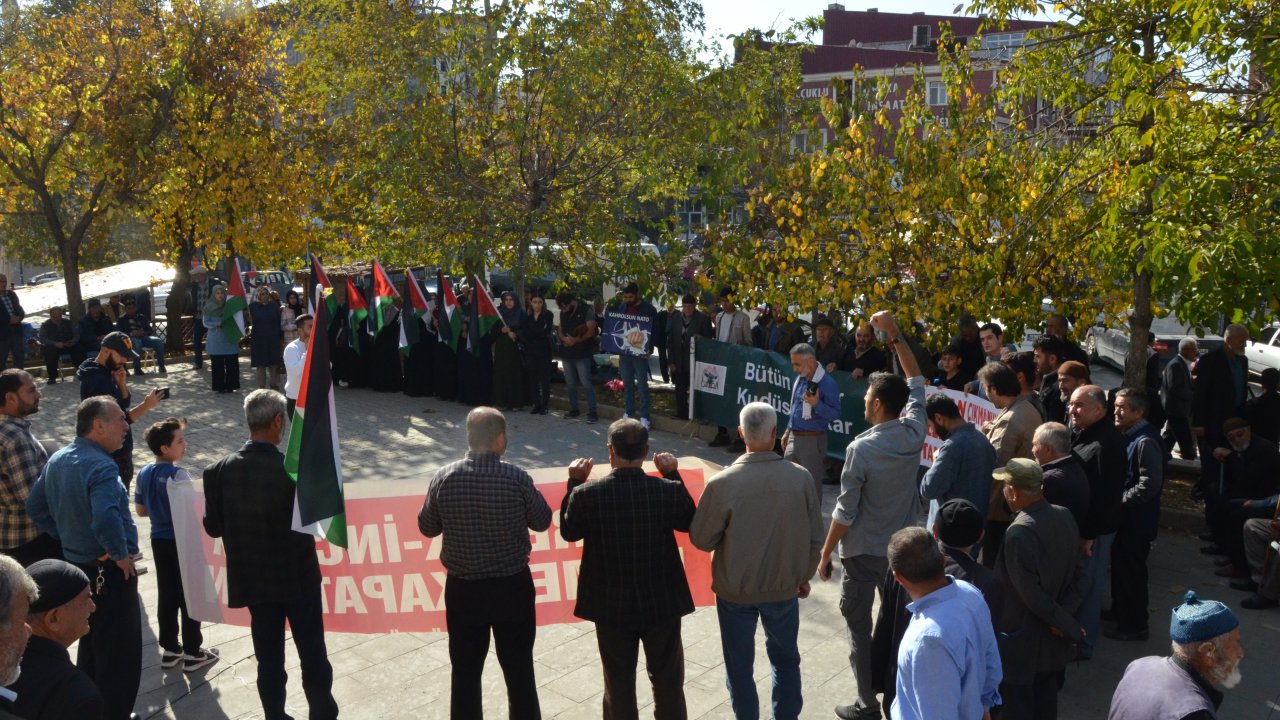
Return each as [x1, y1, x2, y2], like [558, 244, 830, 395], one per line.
[981, 520, 1010, 569]
[1162, 416, 1197, 459]
[1197, 437, 1222, 496]
[998, 670, 1062, 720]
[596, 618, 686, 720]
[248, 585, 338, 720]
[1221, 502, 1274, 572]
[152, 538, 202, 654]
[1110, 529, 1153, 632]
[0, 333, 24, 372]
[1, 532, 61, 567]
[192, 320, 206, 367]
[211, 354, 240, 392]
[656, 346, 670, 383]
[75, 561, 141, 720]
[525, 357, 550, 411]
[42, 347, 68, 380]
[445, 570, 540, 720]
[286, 398, 296, 418]
[673, 365, 691, 420]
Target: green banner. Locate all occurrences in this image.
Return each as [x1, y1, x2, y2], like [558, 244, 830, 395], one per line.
[691, 338, 871, 459]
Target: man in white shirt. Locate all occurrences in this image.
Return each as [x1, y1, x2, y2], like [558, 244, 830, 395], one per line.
[283, 314, 312, 418]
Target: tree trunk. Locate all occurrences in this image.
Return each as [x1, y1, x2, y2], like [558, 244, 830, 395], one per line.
[59, 243, 82, 322]
[1126, 267, 1153, 389]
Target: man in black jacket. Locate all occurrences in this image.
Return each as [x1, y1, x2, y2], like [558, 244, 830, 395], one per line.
[0, 274, 25, 372]
[561, 419, 696, 720]
[1068, 384, 1127, 661]
[1193, 325, 1250, 494]
[77, 332, 162, 491]
[12, 559, 104, 720]
[665, 294, 712, 421]
[203, 389, 337, 720]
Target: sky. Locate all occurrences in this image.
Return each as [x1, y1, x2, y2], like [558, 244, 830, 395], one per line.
[697, 0, 1059, 57]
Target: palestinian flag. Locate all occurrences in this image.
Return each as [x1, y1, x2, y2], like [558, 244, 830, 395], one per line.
[371, 260, 399, 335]
[400, 268, 434, 351]
[468, 274, 503, 351]
[308, 254, 338, 316]
[222, 258, 249, 343]
[284, 294, 347, 547]
[344, 276, 369, 354]
[436, 270, 463, 351]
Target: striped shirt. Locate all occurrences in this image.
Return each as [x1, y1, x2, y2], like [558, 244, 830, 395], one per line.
[0, 414, 48, 548]
[418, 452, 552, 580]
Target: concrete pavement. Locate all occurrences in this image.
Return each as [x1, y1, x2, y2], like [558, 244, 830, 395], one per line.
[25, 361, 1280, 719]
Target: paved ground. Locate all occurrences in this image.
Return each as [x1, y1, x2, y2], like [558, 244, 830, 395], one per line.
[26, 359, 1280, 719]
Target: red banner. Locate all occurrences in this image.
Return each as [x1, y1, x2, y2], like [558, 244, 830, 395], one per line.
[172, 459, 719, 633]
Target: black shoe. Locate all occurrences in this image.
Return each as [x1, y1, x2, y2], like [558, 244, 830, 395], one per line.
[708, 434, 730, 447]
[1198, 532, 1216, 542]
[834, 703, 882, 720]
[566, 410, 581, 419]
[539, 407, 549, 415]
[1241, 593, 1279, 610]
[1200, 544, 1226, 556]
[530, 406, 541, 414]
[158, 367, 168, 374]
[133, 369, 146, 376]
[46, 377, 56, 385]
[1230, 579, 1259, 592]
[587, 412, 599, 424]
[1103, 628, 1149, 642]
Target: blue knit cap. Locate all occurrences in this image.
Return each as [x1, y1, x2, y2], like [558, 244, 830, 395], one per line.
[1170, 590, 1239, 643]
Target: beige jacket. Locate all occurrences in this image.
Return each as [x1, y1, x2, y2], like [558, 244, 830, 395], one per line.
[690, 452, 824, 604]
[985, 394, 1040, 521]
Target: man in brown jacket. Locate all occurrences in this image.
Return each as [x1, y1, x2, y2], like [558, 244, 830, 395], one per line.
[977, 362, 1041, 567]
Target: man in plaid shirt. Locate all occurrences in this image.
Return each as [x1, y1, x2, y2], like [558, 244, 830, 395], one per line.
[419, 407, 552, 720]
[560, 419, 696, 720]
[0, 369, 61, 566]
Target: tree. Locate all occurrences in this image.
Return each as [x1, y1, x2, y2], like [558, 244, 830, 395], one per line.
[968, 0, 1280, 386]
[0, 0, 177, 317]
[288, 0, 712, 299]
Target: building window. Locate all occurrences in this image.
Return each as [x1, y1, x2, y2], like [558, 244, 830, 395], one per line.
[927, 80, 947, 106]
[678, 199, 706, 230]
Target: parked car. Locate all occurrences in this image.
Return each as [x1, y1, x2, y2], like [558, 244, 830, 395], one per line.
[242, 269, 293, 298]
[27, 272, 61, 286]
[1245, 323, 1280, 378]
[1085, 314, 1223, 371]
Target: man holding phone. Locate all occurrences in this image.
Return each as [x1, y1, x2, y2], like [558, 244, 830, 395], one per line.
[782, 343, 841, 499]
[819, 310, 927, 720]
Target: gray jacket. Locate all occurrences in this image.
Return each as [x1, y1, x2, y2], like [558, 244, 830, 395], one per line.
[1162, 356, 1194, 418]
[995, 499, 1085, 684]
[835, 375, 928, 558]
[713, 309, 753, 347]
[689, 452, 824, 604]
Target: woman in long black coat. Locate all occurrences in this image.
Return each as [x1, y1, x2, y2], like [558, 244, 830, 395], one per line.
[520, 295, 555, 414]
[369, 302, 403, 393]
[491, 291, 526, 409]
[402, 303, 434, 397]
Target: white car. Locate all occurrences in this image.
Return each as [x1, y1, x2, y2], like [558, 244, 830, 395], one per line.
[1246, 323, 1280, 378]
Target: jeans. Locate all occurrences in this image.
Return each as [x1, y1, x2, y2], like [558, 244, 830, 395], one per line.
[1074, 532, 1113, 658]
[618, 354, 651, 420]
[248, 586, 338, 720]
[840, 554, 888, 708]
[131, 334, 166, 372]
[716, 598, 802, 720]
[562, 357, 597, 414]
[75, 560, 141, 720]
[597, 618, 686, 720]
[445, 570, 541, 720]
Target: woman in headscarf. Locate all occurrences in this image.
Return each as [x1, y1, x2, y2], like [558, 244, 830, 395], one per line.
[520, 294, 555, 414]
[369, 297, 403, 393]
[281, 289, 304, 345]
[202, 284, 242, 393]
[249, 285, 283, 389]
[402, 291, 434, 398]
[491, 291, 527, 409]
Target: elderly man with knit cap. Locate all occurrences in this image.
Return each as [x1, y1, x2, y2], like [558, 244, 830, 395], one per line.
[1108, 591, 1244, 719]
[10, 559, 103, 720]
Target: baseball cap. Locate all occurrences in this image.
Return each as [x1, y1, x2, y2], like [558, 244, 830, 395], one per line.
[101, 331, 140, 360]
[993, 458, 1043, 493]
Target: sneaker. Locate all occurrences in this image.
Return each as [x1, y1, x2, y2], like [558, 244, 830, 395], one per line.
[834, 702, 882, 720]
[131, 551, 145, 561]
[183, 649, 218, 673]
[160, 649, 183, 668]
[587, 412, 599, 424]
[639, 418, 651, 429]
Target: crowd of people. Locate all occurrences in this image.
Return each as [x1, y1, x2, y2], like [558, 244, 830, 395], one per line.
[0, 258, 1274, 720]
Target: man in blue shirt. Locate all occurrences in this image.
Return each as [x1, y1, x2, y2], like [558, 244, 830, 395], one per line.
[888, 526, 1002, 720]
[26, 396, 141, 720]
[920, 393, 997, 531]
[781, 342, 841, 500]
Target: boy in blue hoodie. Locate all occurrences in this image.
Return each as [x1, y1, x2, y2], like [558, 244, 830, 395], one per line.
[134, 417, 218, 672]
